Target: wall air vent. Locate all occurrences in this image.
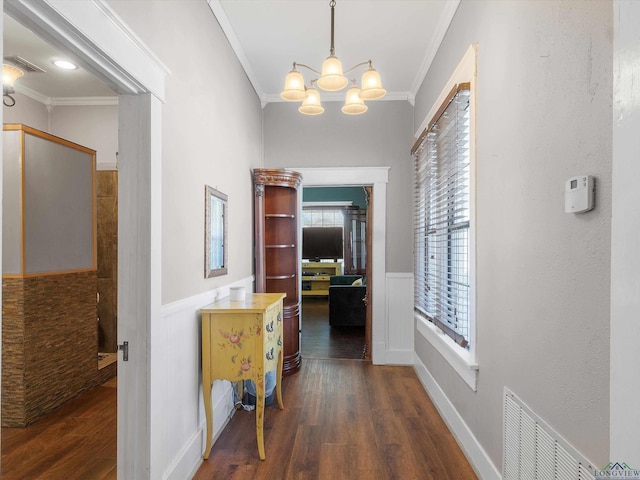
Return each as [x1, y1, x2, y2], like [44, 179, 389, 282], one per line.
[503, 388, 596, 480]
[3, 55, 46, 73]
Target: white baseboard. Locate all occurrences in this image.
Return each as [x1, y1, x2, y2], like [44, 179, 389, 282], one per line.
[372, 341, 387, 364]
[385, 349, 414, 365]
[413, 354, 501, 480]
[165, 379, 235, 480]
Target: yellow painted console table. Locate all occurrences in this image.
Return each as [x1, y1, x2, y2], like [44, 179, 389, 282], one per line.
[201, 292, 285, 460]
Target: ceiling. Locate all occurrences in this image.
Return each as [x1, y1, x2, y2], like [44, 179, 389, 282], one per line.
[3, 0, 459, 106]
[211, 0, 459, 104]
[3, 14, 116, 104]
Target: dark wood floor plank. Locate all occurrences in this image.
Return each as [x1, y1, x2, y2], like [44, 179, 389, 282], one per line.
[301, 297, 365, 359]
[1, 380, 117, 479]
[1, 330, 475, 480]
[194, 358, 477, 480]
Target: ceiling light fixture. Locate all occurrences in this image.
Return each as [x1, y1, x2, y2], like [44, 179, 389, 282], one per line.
[53, 59, 77, 70]
[280, 0, 386, 115]
[2, 63, 24, 107]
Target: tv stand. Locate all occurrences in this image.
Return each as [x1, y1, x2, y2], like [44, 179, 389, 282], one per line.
[301, 262, 342, 296]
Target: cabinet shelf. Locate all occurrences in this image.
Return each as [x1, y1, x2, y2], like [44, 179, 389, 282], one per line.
[266, 274, 296, 280]
[301, 262, 342, 297]
[265, 213, 295, 218]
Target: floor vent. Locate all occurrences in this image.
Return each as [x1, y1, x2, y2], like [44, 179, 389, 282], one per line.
[503, 388, 595, 480]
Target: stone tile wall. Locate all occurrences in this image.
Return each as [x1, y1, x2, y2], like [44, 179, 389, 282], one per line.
[2, 271, 116, 427]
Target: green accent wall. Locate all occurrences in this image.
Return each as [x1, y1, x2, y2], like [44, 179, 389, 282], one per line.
[303, 186, 367, 209]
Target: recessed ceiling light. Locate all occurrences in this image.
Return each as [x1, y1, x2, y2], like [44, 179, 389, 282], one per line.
[53, 60, 77, 70]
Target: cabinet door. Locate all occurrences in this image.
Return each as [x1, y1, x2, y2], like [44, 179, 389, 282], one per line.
[344, 211, 367, 275]
[210, 312, 264, 381]
[263, 304, 282, 372]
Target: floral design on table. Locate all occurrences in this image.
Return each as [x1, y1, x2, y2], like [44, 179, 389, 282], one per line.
[231, 354, 252, 378]
[218, 328, 250, 349]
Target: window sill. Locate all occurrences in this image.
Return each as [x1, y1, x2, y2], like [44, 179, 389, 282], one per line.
[416, 315, 478, 391]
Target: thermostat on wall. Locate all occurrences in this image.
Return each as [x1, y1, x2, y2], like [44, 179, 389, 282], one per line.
[565, 175, 595, 213]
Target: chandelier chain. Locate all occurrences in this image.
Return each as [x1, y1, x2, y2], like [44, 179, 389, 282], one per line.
[329, 0, 336, 56]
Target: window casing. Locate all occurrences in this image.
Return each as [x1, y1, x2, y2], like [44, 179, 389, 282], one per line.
[413, 85, 471, 348]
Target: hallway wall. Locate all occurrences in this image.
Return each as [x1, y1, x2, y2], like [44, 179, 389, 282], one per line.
[414, 0, 612, 470]
[106, 1, 264, 477]
[264, 100, 414, 274]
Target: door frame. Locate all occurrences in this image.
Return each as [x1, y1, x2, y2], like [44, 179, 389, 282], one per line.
[289, 167, 389, 364]
[1, 1, 168, 477]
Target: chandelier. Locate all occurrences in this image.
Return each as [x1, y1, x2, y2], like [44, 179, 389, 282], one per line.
[280, 0, 386, 115]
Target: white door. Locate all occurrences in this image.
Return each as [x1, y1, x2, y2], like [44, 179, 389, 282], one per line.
[2, 2, 167, 478]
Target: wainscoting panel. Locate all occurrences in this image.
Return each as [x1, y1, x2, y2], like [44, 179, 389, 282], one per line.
[156, 276, 254, 480]
[385, 273, 414, 364]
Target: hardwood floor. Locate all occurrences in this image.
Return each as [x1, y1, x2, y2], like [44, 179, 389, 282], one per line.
[1, 377, 116, 480]
[301, 297, 365, 360]
[194, 358, 477, 480]
[0, 314, 476, 480]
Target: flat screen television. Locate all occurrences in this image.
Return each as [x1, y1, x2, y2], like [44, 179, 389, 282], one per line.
[302, 227, 343, 261]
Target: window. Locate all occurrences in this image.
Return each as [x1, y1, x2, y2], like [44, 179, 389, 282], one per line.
[412, 84, 471, 348]
[301, 208, 344, 228]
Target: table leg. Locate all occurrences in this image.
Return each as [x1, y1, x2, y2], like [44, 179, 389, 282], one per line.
[256, 375, 266, 460]
[275, 349, 284, 409]
[203, 381, 213, 459]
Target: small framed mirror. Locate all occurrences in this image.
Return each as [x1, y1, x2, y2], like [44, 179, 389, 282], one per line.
[205, 185, 228, 278]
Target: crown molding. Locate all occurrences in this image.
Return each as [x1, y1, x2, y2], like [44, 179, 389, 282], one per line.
[264, 90, 413, 106]
[208, 0, 264, 102]
[209, 0, 459, 108]
[409, 0, 461, 97]
[51, 96, 118, 106]
[15, 84, 118, 106]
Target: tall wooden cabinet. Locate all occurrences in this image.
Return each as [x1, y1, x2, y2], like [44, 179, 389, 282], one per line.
[253, 169, 303, 375]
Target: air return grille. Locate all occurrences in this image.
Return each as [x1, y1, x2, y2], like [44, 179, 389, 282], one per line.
[503, 388, 595, 480]
[3, 55, 46, 73]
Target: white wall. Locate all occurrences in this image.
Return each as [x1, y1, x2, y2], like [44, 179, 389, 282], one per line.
[263, 100, 414, 273]
[107, 1, 264, 477]
[51, 105, 118, 169]
[611, 0, 640, 468]
[2, 95, 118, 170]
[2, 91, 48, 130]
[109, 0, 263, 305]
[414, 0, 612, 471]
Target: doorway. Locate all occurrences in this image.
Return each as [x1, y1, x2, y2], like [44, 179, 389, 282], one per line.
[300, 186, 370, 360]
[1, 2, 166, 478]
[290, 167, 389, 364]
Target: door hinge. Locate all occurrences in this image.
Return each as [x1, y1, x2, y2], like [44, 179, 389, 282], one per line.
[118, 341, 129, 361]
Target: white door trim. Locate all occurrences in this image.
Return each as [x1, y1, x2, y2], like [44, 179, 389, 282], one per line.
[288, 167, 389, 364]
[2, 1, 167, 477]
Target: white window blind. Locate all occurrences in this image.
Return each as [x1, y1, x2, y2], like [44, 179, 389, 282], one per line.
[301, 209, 344, 228]
[412, 84, 471, 348]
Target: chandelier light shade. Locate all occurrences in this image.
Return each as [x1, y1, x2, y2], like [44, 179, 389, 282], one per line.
[342, 84, 368, 115]
[360, 62, 386, 100]
[281, 65, 307, 101]
[317, 55, 348, 91]
[281, 0, 385, 115]
[3, 63, 25, 107]
[298, 86, 324, 115]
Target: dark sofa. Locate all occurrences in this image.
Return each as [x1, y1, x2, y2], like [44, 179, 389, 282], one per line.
[328, 275, 366, 326]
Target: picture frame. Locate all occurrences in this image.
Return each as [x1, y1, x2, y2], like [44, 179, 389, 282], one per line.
[205, 185, 228, 278]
